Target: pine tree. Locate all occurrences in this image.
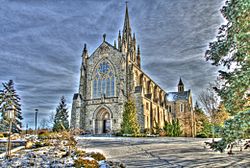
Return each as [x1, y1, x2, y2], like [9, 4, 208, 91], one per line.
[0, 80, 22, 133]
[121, 99, 140, 135]
[53, 96, 69, 132]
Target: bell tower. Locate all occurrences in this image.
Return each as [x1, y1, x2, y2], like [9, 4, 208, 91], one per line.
[178, 78, 184, 92]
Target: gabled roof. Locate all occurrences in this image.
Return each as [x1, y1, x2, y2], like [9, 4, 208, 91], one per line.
[89, 41, 122, 59]
[166, 90, 191, 102]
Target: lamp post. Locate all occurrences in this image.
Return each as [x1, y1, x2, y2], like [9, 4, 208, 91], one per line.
[35, 109, 38, 135]
[6, 105, 15, 159]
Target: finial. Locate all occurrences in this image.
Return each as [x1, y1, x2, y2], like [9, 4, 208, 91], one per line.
[84, 43, 87, 51]
[133, 33, 135, 40]
[82, 43, 88, 58]
[114, 40, 117, 48]
[103, 34, 106, 42]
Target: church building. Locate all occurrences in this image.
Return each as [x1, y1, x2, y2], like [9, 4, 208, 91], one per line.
[70, 4, 195, 136]
[166, 78, 195, 137]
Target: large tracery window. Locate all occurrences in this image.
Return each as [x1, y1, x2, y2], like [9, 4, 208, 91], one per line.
[92, 61, 115, 98]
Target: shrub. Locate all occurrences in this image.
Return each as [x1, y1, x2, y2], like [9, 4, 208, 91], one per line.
[75, 150, 86, 157]
[144, 128, 151, 134]
[38, 132, 50, 139]
[90, 152, 106, 161]
[35, 141, 44, 148]
[164, 119, 182, 137]
[74, 158, 99, 168]
[159, 129, 166, 137]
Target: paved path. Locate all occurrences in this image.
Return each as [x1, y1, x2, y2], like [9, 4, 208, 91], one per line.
[77, 137, 250, 168]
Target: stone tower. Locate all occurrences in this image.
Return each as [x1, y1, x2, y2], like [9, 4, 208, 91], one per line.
[178, 78, 184, 92]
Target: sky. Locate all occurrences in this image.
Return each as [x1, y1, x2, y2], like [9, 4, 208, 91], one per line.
[0, 0, 225, 129]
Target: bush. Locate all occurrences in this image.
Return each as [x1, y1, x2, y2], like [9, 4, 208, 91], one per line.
[75, 150, 86, 157]
[38, 132, 50, 139]
[35, 141, 44, 148]
[159, 129, 166, 137]
[90, 152, 106, 161]
[144, 128, 151, 134]
[74, 158, 99, 168]
[163, 119, 182, 137]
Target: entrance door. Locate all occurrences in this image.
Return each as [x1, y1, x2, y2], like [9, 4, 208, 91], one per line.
[103, 120, 106, 133]
[95, 108, 111, 134]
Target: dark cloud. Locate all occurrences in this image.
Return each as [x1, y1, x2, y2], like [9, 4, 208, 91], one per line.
[0, 0, 225, 128]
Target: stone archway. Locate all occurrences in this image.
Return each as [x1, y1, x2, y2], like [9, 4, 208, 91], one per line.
[94, 108, 111, 134]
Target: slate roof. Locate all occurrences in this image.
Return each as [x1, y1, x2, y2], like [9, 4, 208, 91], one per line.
[166, 90, 191, 102]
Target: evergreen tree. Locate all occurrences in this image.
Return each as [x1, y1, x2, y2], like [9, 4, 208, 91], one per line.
[205, 0, 250, 114]
[205, 0, 250, 151]
[163, 119, 182, 137]
[175, 119, 182, 136]
[53, 96, 69, 132]
[0, 80, 22, 133]
[121, 99, 140, 135]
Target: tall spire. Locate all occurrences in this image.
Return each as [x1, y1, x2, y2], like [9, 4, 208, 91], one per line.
[123, 1, 131, 33]
[137, 45, 141, 68]
[122, 2, 132, 54]
[82, 44, 88, 59]
[118, 30, 122, 51]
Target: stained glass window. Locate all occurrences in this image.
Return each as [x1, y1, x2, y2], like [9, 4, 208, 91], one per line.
[92, 60, 115, 98]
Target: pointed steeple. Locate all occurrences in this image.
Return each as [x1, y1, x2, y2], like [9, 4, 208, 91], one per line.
[132, 33, 136, 61]
[137, 45, 141, 68]
[114, 40, 117, 49]
[118, 30, 122, 51]
[178, 77, 184, 92]
[82, 43, 88, 64]
[122, 2, 132, 54]
[123, 2, 131, 33]
[79, 43, 88, 95]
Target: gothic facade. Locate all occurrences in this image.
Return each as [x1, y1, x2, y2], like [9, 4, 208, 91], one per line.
[70, 5, 195, 136]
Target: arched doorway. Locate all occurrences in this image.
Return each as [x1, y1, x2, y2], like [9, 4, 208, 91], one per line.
[94, 108, 111, 134]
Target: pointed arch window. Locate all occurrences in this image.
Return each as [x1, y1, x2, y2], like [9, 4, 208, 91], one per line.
[92, 61, 115, 98]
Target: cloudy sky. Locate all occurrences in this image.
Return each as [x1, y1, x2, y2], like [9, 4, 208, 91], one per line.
[0, 0, 225, 128]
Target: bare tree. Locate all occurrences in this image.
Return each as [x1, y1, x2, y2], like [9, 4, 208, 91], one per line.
[47, 111, 55, 129]
[199, 83, 220, 139]
[40, 118, 49, 129]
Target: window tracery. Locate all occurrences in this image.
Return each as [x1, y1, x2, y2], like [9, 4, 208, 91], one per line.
[92, 61, 115, 98]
